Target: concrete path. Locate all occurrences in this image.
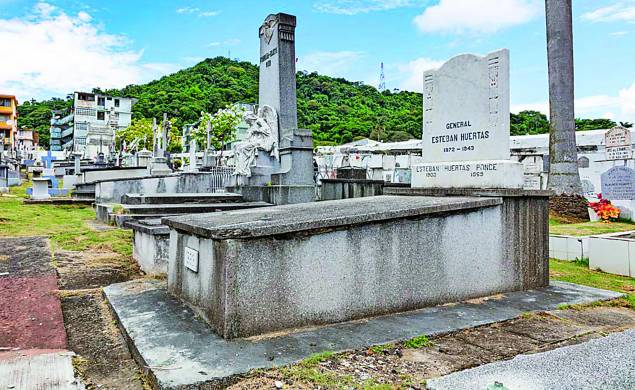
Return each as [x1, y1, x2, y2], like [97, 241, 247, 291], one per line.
[0, 237, 66, 349]
[427, 328, 635, 390]
[0, 237, 84, 389]
[104, 279, 621, 389]
[0, 350, 85, 390]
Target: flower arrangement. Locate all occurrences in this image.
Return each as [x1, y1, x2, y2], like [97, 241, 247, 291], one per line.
[588, 194, 620, 223]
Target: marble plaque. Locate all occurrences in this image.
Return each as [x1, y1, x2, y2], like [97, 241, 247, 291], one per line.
[605, 126, 633, 160]
[184, 247, 199, 273]
[422, 49, 510, 163]
[601, 166, 635, 200]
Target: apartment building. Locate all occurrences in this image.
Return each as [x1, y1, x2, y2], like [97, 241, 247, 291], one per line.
[0, 94, 18, 151]
[51, 92, 135, 159]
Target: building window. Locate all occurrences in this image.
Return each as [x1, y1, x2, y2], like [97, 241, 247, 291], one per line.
[77, 93, 95, 101]
[97, 111, 105, 120]
[75, 107, 96, 117]
[0, 99, 10, 107]
[98, 97, 105, 106]
[114, 99, 120, 107]
[0, 114, 9, 122]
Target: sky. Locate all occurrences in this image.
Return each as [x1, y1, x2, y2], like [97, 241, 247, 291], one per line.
[1, 0, 634, 122]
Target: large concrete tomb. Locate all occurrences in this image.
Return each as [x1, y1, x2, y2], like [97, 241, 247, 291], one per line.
[163, 195, 549, 339]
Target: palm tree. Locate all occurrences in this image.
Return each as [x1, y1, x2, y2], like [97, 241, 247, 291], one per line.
[545, 0, 582, 195]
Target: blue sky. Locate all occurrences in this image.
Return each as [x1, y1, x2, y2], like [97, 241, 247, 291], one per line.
[1, 0, 634, 121]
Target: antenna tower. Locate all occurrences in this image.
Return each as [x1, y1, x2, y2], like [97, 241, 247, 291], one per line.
[378, 62, 386, 92]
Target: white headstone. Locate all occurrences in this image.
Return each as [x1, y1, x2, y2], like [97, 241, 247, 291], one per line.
[31, 178, 51, 200]
[412, 49, 524, 189]
[601, 166, 635, 200]
[189, 140, 197, 172]
[605, 126, 632, 161]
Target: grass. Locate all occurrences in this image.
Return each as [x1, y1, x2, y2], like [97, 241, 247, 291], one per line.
[403, 335, 431, 349]
[0, 178, 132, 256]
[549, 217, 635, 236]
[550, 259, 635, 309]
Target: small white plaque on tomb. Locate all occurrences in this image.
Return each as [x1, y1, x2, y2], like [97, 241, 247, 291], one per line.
[184, 247, 199, 273]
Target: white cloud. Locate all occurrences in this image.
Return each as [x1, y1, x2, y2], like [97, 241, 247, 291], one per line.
[511, 81, 635, 123]
[610, 30, 629, 36]
[314, 0, 418, 15]
[206, 38, 241, 47]
[396, 57, 444, 92]
[0, 2, 177, 101]
[414, 0, 540, 34]
[581, 2, 635, 23]
[176, 7, 219, 17]
[298, 51, 365, 78]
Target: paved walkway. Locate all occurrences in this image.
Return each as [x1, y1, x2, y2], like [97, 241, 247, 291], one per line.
[428, 328, 635, 390]
[0, 237, 84, 389]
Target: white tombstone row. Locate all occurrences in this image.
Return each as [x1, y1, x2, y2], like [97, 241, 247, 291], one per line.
[411, 49, 524, 189]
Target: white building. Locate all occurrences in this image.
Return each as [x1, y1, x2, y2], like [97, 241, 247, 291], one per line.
[73, 92, 135, 159]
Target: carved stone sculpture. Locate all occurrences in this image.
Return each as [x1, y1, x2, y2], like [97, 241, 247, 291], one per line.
[233, 105, 279, 177]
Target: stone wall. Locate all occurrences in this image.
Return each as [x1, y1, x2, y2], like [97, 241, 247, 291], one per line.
[320, 179, 384, 200]
[94, 172, 227, 204]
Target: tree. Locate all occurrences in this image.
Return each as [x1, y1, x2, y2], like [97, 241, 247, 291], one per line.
[192, 104, 244, 157]
[116, 117, 180, 152]
[575, 118, 616, 131]
[620, 122, 633, 128]
[546, 0, 582, 195]
[510, 110, 550, 135]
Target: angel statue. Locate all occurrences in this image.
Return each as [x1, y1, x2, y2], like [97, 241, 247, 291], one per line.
[233, 105, 279, 177]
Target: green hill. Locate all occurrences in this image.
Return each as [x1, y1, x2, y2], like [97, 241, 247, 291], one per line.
[18, 57, 624, 149]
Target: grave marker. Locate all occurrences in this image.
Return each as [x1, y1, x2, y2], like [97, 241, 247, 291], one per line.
[259, 13, 298, 141]
[605, 126, 632, 161]
[412, 49, 524, 189]
[601, 166, 635, 200]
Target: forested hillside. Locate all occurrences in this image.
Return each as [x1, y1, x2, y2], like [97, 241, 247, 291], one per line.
[18, 57, 626, 148]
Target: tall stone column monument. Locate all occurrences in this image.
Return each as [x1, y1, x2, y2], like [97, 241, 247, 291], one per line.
[231, 13, 314, 205]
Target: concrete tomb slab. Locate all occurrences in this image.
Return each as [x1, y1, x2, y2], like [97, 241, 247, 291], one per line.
[104, 279, 621, 389]
[162, 195, 548, 339]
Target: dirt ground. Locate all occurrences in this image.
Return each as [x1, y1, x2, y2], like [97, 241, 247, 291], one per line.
[228, 307, 635, 390]
[51, 239, 635, 390]
[55, 243, 146, 389]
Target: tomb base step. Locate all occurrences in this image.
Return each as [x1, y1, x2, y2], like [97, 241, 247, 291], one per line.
[120, 201, 272, 215]
[104, 279, 622, 390]
[121, 192, 243, 205]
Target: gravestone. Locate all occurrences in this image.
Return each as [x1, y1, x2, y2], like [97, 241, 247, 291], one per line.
[605, 126, 632, 161]
[601, 166, 635, 200]
[259, 13, 298, 142]
[412, 49, 524, 189]
[581, 179, 595, 197]
[73, 152, 82, 175]
[31, 178, 51, 200]
[230, 13, 314, 204]
[0, 164, 8, 192]
[148, 115, 172, 176]
[188, 139, 198, 172]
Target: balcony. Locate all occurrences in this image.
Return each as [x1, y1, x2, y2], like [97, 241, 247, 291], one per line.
[0, 106, 13, 114]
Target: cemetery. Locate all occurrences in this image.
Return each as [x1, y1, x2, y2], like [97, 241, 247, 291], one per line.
[2, 4, 635, 390]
